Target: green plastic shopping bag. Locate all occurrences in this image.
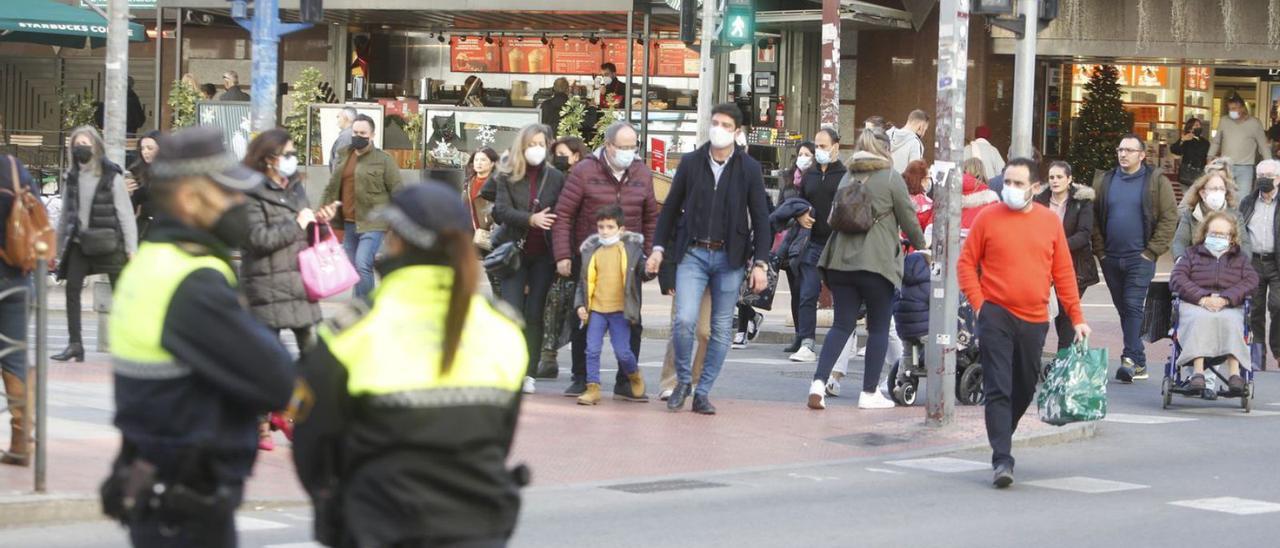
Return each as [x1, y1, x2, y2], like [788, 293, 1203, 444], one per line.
[1037, 340, 1109, 426]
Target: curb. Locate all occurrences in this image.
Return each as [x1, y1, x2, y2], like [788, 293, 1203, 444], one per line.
[0, 495, 309, 529]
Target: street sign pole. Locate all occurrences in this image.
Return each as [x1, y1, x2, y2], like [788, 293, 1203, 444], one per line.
[694, 0, 718, 144]
[103, 0, 129, 168]
[233, 0, 309, 133]
[819, 0, 839, 128]
[1010, 0, 1038, 158]
[925, 0, 970, 427]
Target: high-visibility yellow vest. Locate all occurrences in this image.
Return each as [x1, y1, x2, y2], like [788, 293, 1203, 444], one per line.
[110, 242, 236, 378]
[322, 265, 526, 404]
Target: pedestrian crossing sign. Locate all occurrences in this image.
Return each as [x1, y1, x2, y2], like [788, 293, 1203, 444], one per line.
[721, 0, 754, 47]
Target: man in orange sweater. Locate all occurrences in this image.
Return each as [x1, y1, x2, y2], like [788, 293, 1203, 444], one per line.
[958, 158, 1092, 489]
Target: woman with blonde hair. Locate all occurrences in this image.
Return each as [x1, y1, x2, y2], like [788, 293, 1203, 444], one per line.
[1169, 210, 1257, 392]
[53, 126, 138, 362]
[493, 123, 565, 394]
[963, 157, 988, 185]
[1172, 170, 1249, 260]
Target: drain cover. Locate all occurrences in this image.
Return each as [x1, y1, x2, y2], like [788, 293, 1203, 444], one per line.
[603, 479, 728, 494]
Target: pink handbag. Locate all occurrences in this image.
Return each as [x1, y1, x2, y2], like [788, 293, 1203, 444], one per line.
[298, 222, 359, 301]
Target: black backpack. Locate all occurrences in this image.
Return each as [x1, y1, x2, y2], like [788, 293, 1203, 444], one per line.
[828, 174, 888, 233]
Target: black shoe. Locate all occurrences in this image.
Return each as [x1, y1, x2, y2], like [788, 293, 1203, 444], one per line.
[563, 378, 587, 397]
[993, 463, 1014, 489]
[1227, 374, 1245, 393]
[747, 312, 764, 341]
[1186, 373, 1206, 391]
[667, 382, 691, 411]
[534, 358, 559, 379]
[692, 394, 716, 415]
[1115, 365, 1134, 384]
[613, 378, 649, 402]
[51, 343, 84, 363]
[783, 339, 803, 353]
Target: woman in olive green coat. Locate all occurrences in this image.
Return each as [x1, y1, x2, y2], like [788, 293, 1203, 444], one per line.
[807, 128, 927, 411]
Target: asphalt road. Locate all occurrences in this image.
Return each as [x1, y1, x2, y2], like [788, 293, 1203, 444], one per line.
[3, 329, 1279, 547]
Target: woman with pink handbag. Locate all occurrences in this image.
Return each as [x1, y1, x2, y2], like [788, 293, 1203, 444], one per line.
[242, 129, 334, 451]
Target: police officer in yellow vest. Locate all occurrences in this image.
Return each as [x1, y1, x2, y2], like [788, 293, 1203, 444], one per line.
[292, 182, 528, 548]
[101, 127, 295, 547]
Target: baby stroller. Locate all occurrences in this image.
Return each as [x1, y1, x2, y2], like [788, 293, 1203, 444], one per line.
[1161, 296, 1258, 413]
[888, 295, 983, 406]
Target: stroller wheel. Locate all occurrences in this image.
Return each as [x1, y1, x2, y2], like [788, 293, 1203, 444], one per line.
[893, 380, 918, 406]
[958, 364, 985, 405]
[1161, 377, 1172, 409]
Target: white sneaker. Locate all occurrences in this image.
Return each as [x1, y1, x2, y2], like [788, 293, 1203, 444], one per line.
[522, 376, 536, 395]
[790, 340, 818, 362]
[732, 332, 748, 349]
[858, 389, 896, 409]
[659, 388, 673, 401]
[807, 380, 826, 409]
[825, 373, 843, 397]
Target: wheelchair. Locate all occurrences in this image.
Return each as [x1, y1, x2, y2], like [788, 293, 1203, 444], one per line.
[1161, 296, 1258, 413]
[889, 295, 983, 406]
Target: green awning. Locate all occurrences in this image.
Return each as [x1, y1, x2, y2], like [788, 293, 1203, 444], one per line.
[0, 0, 147, 49]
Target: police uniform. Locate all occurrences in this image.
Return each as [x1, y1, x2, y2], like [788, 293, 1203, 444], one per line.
[292, 183, 528, 548]
[102, 128, 295, 548]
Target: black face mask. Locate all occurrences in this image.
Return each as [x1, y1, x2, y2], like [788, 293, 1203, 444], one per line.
[211, 202, 252, 249]
[552, 155, 571, 172]
[72, 145, 93, 165]
[1259, 177, 1276, 194]
[350, 136, 370, 151]
[1192, 127, 1203, 137]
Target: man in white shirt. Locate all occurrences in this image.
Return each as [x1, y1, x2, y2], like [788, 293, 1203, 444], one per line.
[887, 109, 929, 173]
[1242, 159, 1280, 370]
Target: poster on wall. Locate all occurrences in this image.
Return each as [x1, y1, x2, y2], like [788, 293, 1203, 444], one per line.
[503, 38, 551, 74]
[652, 40, 699, 77]
[1269, 84, 1280, 133]
[602, 38, 646, 75]
[1131, 65, 1167, 87]
[195, 102, 252, 160]
[450, 36, 501, 73]
[315, 104, 386, 166]
[1075, 64, 1131, 86]
[1185, 67, 1212, 91]
[551, 38, 604, 75]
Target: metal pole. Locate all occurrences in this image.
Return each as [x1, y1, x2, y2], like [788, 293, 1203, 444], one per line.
[1010, 0, 1038, 159]
[695, 0, 719, 144]
[174, 8, 183, 84]
[154, 8, 163, 132]
[819, 0, 839, 128]
[925, 0, 970, 427]
[640, 9, 651, 155]
[103, 0, 129, 166]
[235, 0, 309, 133]
[624, 8, 634, 123]
[33, 243, 49, 493]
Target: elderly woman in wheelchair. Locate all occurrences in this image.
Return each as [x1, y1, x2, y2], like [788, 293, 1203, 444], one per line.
[1169, 211, 1259, 393]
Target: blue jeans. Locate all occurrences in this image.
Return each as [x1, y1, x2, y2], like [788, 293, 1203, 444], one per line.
[1101, 255, 1156, 366]
[795, 240, 824, 340]
[342, 222, 384, 300]
[1233, 164, 1256, 198]
[0, 277, 27, 380]
[585, 311, 638, 384]
[671, 248, 744, 396]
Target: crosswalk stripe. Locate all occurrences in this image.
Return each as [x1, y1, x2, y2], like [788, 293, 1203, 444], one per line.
[234, 516, 291, 531]
[1102, 413, 1197, 425]
[1169, 497, 1280, 515]
[883, 457, 990, 473]
[1023, 476, 1149, 494]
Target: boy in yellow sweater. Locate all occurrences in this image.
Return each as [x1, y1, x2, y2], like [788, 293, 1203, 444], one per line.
[575, 205, 648, 405]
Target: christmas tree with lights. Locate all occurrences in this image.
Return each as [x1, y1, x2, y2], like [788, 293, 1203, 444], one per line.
[1068, 65, 1131, 182]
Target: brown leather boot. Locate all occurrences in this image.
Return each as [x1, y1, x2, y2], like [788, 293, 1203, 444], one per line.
[618, 372, 648, 403]
[577, 383, 602, 406]
[1, 371, 30, 466]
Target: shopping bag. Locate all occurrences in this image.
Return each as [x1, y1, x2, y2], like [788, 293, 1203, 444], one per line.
[1141, 281, 1173, 343]
[298, 222, 359, 302]
[1037, 340, 1109, 426]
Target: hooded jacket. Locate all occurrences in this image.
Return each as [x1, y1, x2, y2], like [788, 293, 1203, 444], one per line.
[241, 175, 324, 330]
[960, 174, 1000, 232]
[575, 232, 647, 325]
[1170, 243, 1258, 306]
[894, 251, 931, 339]
[817, 151, 927, 287]
[1033, 184, 1101, 288]
[888, 126, 924, 173]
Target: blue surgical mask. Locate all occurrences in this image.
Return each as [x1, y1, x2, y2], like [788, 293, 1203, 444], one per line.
[1001, 185, 1030, 210]
[613, 148, 636, 169]
[795, 156, 813, 170]
[815, 148, 833, 165]
[1205, 235, 1231, 256]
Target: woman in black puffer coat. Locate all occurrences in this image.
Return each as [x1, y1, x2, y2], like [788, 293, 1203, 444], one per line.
[241, 129, 323, 349]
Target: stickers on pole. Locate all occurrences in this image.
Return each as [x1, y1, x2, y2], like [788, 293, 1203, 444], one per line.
[930, 161, 955, 186]
[936, 334, 952, 345]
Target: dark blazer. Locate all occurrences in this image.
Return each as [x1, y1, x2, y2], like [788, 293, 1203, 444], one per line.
[653, 143, 772, 268]
[1034, 184, 1100, 288]
[492, 164, 566, 247]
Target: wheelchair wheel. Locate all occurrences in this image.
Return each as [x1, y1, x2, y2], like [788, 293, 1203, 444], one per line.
[1161, 377, 1172, 409]
[893, 380, 918, 407]
[958, 365, 984, 405]
[1243, 381, 1253, 413]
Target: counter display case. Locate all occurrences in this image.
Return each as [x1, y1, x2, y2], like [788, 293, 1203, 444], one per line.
[421, 105, 543, 168]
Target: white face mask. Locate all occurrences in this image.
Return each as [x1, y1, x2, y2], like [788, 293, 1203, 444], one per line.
[709, 126, 736, 149]
[599, 234, 621, 246]
[1001, 185, 1031, 211]
[815, 148, 834, 165]
[1229, 111, 1241, 120]
[276, 155, 299, 178]
[524, 145, 547, 166]
[1203, 190, 1226, 210]
[795, 156, 813, 170]
[612, 148, 636, 169]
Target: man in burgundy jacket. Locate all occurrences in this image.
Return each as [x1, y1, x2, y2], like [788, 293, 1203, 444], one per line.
[553, 121, 660, 398]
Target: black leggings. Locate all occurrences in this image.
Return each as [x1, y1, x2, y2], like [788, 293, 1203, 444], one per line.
[500, 254, 556, 376]
[812, 270, 895, 393]
[63, 244, 117, 345]
[737, 304, 757, 332]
